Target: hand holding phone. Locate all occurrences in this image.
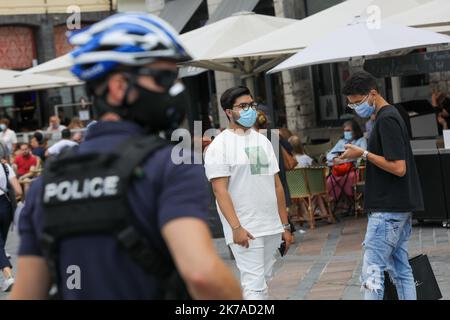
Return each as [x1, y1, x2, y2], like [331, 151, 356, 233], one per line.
[278, 241, 286, 257]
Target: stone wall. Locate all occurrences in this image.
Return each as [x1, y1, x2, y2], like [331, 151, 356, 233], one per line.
[429, 44, 450, 94]
[277, 0, 316, 136]
[207, 0, 240, 128]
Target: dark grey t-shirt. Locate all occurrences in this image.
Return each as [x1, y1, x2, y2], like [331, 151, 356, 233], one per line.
[364, 105, 424, 213]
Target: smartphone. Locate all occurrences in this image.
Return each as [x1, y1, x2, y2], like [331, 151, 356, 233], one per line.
[278, 241, 286, 257]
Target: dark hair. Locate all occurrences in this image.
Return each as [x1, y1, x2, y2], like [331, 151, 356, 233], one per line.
[33, 131, 44, 144]
[437, 94, 450, 112]
[61, 128, 71, 139]
[342, 71, 378, 96]
[220, 86, 251, 110]
[344, 119, 364, 140]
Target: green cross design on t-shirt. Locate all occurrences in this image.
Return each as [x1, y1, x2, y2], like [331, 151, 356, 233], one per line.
[244, 146, 269, 175]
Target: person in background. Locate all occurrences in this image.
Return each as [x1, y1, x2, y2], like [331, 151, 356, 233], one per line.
[431, 91, 450, 130]
[68, 117, 84, 130]
[288, 135, 313, 167]
[326, 119, 367, 205]
[13, 144, 39, 178]
[0, 119, 17, 155]
[68, 117, 85, 144]
[45, 116, 67, 142]
[255, 97, 272, 125]
[0, 145, 22, 292]
[30, 132, 47, 161]
[45, 128, 78, 157]
[288, 135, 333, 224]
[254, 111, 297, 235]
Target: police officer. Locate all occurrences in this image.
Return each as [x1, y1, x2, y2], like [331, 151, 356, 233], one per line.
[10, 13, 242, 300]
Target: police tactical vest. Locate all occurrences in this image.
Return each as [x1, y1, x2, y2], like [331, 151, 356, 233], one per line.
[40, 135, 190, 299]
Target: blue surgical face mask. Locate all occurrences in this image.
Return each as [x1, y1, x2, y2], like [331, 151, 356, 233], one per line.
[355, 100, 375, 118]
[344, 131, 353, 141]
[0, 124, 6, 131]
[236, 108, 257, 128]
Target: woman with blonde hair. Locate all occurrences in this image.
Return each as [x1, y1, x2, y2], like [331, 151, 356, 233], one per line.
[67, 117, 84, 130]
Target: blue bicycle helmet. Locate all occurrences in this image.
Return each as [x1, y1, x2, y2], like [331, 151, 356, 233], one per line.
[68, 13, 192, 81]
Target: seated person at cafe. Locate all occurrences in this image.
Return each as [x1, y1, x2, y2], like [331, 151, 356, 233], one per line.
[13, 143, 39, 178]
[326, 119, 366, 204]
[30, 131, 47, 161]
[432, 91, 450, 131]
[289, 135, 314, 167]
[289, 135, 333, 223]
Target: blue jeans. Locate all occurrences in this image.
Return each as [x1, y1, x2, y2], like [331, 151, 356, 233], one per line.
[361, 212, 416, 300]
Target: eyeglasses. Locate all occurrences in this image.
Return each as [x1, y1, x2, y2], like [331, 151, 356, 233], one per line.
[233, 101, 258, 111]
[135, 67, 179, 90]
[347, 95, 369, 109]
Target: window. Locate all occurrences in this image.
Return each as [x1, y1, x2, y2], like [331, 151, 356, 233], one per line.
[304, 0, 344, 16]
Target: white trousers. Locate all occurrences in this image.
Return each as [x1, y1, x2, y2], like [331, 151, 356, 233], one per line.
[229, 233, 282, 300]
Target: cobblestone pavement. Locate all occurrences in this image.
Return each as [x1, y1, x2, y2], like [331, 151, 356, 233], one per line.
[1, 216, 449, 300]
[214, 216, 450, 300]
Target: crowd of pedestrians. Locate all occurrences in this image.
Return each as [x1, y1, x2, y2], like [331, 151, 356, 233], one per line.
[0, 12, 423, 302]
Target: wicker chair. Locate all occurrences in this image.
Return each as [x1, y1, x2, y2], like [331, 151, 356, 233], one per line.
[286, 167, 336, 229]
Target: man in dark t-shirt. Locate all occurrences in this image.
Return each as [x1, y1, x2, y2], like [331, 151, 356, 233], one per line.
[339, 71, 424, 300]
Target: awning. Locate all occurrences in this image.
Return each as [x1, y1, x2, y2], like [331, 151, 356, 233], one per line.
[0, 69, 82, 94]
[207, 0, 259, 24]
[180, 11, 296, 76]
[218, 0, 435, 60]
[159, 0, 203, 32]
[179, 66, 207, 78]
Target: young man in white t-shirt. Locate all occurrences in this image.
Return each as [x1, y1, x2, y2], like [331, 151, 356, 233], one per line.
[204, 86, 293, 300]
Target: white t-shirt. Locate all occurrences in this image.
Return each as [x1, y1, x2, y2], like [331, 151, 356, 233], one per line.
[46, 125, 67, 142]
[47, 139, 78, 155]
[204, 129, 284, 245]
[295, 154, 313, 168]
[0, 163, 15, 196]
[0, 129, 17, 154]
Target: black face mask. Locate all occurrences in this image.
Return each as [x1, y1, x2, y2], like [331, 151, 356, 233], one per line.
[126, 84, 187, 133]
[93, 82, 187, 134]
